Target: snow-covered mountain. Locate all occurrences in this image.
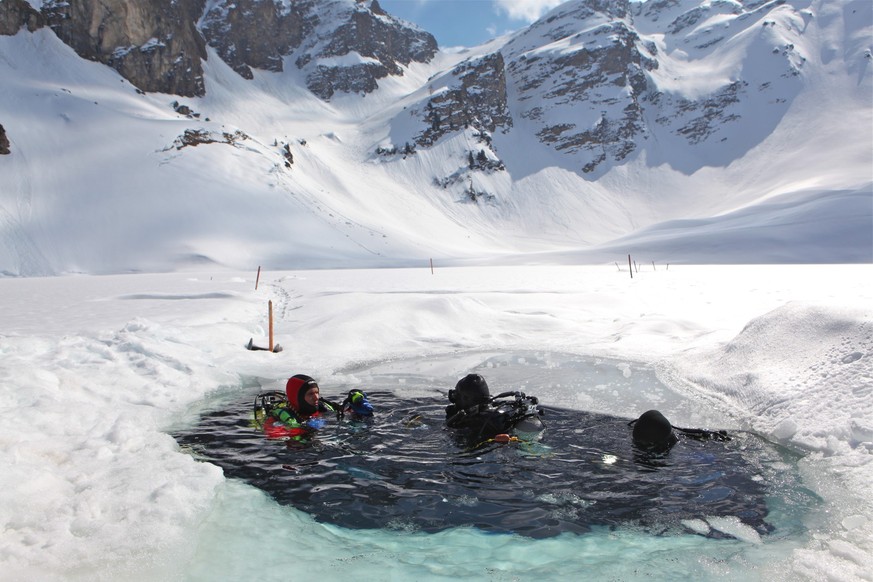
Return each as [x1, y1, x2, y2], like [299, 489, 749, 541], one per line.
[0, 0, 870, 276]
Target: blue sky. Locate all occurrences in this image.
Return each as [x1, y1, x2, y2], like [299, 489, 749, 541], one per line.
[378, 0, 566, 48]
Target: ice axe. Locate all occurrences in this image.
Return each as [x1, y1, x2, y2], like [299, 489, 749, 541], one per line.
[245, 300, 283, 352]
[245, 338, 283, 353]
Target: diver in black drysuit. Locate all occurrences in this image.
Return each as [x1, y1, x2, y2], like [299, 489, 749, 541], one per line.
[445, 373, 544, 443]
[629, 409, 730, 454]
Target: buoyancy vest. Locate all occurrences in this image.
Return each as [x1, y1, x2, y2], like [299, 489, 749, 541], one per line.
[263, 400, 337, 440]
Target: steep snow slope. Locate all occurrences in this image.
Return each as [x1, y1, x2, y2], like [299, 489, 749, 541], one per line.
[0, 30, 487, 275]
[0, 0, 870, 276]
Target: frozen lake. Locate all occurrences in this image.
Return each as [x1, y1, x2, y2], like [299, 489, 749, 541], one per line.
[1, 265, 869, 580]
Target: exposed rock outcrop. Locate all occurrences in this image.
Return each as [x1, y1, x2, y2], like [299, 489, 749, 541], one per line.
[415, 52, 511, 147]
[505, 2, 656, 174]
[167, 128, 250, 150]
[200, 0, 316, 80]
[300, 0, 438, 100]
[0, 123, 10, 155]
[0, 0, 44, 35]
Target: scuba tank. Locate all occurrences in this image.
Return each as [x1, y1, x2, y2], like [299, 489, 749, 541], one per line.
[252, 391, 288, 430]
[446, 390, 544, 439]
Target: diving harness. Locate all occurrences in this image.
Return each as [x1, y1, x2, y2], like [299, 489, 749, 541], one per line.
[253, 389, 371, 430]
[446, 390, 544, 440]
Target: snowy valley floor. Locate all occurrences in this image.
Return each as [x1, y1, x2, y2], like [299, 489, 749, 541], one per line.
[0, 264, 871, 581]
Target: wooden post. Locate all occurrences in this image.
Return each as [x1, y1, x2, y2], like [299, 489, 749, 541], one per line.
[255, 266, 261, 290]
[268, 300, 274, 352]
[628, 254, 633, 279]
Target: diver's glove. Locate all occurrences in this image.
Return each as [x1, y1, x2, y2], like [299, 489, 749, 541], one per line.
[346, 389, 374, 417]
[305, 417, 326, 430]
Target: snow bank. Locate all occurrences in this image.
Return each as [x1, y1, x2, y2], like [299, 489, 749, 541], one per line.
[667, 301, 873, 581]
[672, 302, 873, 454]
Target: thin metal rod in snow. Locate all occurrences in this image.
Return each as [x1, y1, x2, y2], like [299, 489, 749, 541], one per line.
[268, 300, 274, 352]
[628, 254, 633, 279]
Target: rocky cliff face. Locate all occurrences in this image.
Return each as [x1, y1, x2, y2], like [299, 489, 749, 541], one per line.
[200, 0, 437, 98]
[399, 0, 654, 174]
[200, 0, 316, 80]
[0, 0, 209, 96]
[0, 0, 436, 99]
[397, 0, 810, 176]
[38, 0, 208, 97]
[494, 0, 659, 174]
[0, 123, 10, 155]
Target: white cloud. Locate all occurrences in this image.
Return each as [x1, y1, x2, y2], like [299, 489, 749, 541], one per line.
[493, 0, 565, 22]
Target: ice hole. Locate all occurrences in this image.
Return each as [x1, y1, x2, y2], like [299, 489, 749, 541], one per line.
[173, 351, 821, 579]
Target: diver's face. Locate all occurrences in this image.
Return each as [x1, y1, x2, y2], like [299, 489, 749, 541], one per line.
[304, 386, 320, 407]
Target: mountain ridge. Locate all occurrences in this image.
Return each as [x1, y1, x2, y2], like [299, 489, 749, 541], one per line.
[0, 0, 870, 275]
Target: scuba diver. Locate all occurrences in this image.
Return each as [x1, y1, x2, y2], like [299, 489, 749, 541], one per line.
[445, 373, 544, 443]
[254, 374, 374, 441]
[629, 409, 730, 453]
[340, 387, 375, 420]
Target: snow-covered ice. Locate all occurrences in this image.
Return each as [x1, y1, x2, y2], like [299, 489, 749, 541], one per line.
[1, 263, 870, 580]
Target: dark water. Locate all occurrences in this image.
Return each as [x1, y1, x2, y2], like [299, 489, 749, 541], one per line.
[174, 391, 811, 539]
